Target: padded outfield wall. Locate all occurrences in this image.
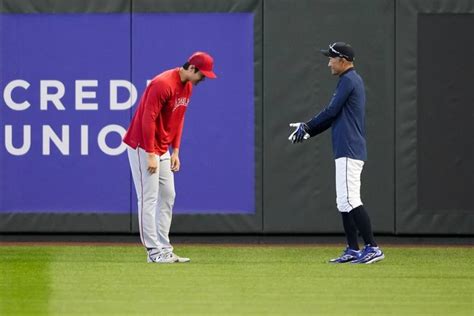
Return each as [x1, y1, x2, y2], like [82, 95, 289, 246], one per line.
[0, 0, 472, 235]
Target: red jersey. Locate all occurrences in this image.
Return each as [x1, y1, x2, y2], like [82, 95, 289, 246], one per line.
[123, 68, 193, 155]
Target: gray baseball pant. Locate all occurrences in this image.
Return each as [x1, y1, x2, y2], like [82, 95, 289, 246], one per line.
[127, 146, 175, 253]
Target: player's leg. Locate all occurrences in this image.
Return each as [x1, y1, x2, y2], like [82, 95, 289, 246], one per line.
[351, 206, 376, 247]
[335, 157, 362, 248]
[341, 212, 359, 250]
[156, 151, 175, 253]
[342, 157, 376, 245]
[341, 157, 384, 264]
[127, 146, 160, 260]
[155, 151, 190, 263]
[336, 157, 364, 212]
[330, 157, 362, 263]
[350, 205, 384, 264]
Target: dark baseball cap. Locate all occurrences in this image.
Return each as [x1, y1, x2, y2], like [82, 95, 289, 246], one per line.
[188, 51, 217, 79]
[320, 42, 355, 61]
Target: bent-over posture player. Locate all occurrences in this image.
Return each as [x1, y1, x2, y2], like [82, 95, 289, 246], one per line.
[288, 42, 384, 264]
[124, 52, 217, 263]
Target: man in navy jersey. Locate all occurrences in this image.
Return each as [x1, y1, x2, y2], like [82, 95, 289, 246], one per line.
[288, 42, 384, 264]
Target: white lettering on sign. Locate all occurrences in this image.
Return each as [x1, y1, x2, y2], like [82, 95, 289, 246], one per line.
[40, 80, 66, 110]
[1, 79, 153, 157]
[1, 79, 148, 110]
[4, 125, 31, 155]
[98, 124, 126, 156]
[81, 125, 89, 156]
[4, 80, 31, 111]
[43, 125, 70, 155]
[75, 80, 98, 110]
[110, 80, 137, 110]
[3, 124, 128, 156]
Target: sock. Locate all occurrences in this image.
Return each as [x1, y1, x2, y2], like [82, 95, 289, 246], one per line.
[341, 212, 359, 250]
[350, 205, 377, 247]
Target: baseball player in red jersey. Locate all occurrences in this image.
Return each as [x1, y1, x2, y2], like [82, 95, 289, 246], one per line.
[123, 52, 217, 263]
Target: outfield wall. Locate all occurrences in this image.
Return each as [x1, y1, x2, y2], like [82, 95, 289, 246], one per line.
[1, 0, 472, 235]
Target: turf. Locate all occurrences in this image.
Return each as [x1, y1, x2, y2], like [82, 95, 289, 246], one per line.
[0, 245, 472, 316]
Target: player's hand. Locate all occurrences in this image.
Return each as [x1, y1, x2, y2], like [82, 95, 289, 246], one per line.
[288, 122, 310, 143]
[171, 151, 180, 172]
[147, 153, 158, 174]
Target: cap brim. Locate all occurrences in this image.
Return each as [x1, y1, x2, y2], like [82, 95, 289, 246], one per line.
[201, 70, 217, 79]
[320, 49, 335, 57]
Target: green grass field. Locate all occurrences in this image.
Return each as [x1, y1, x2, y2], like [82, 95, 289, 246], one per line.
[0, 244, 472, 315]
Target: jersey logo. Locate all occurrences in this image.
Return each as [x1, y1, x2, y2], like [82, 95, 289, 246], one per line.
[172, 97, 189, 111]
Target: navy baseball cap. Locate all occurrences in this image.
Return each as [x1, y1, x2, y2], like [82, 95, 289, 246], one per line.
[320, 42, 355, 61]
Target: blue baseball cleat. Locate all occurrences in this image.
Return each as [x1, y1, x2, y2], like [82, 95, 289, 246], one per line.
[329, 247, 361, 263]
[351, 245, 384, 264]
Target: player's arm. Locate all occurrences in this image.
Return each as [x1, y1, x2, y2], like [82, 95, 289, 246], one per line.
[288, 77, 353, 143]
[170, 116, 185, 172]
[141, 83, 168, 174]
[305, 76, 353, 136]
[170, 148, 180, 172]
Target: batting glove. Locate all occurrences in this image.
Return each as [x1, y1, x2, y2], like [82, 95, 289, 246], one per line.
[288, 122, 310, 143]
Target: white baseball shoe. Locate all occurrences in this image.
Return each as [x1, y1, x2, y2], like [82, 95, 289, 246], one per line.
[170, 252, 190, 263]
[147, 252, 190, 263]
[147, 252, 178, 264]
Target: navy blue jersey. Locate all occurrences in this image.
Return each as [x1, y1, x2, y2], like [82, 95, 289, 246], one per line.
[306, 68, 367, 161]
